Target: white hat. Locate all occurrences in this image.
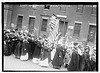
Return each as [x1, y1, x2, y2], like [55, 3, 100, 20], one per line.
[7, 29, 10, 32]
[20, 30, 23, 33]
[24, 30, 28, 33]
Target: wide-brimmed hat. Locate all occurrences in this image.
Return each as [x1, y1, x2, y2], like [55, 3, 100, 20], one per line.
[24, 30, 29, 33]
[84, 45, 90, 52]
[43, 34, 47, 38]
[73, 42, 78, 46]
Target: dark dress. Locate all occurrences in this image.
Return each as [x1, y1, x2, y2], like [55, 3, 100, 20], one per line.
[20, 39, 31, 60]
[27, 38, 36, 59]
[4, 36, 11, 56]
[82, 53, 92, 71]
[67, 51, 80, 71]
[90, 59, 96, 71]
[52, 46, 66, 69]
[32, 41, 42, 58]
[14, 37, 23, 59]
[78, 55, 84, 71]
[4, 35, 8, 56]
[10, 36, 19, 54]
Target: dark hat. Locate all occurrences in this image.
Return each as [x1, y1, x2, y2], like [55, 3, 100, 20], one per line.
[73, 42, 78, 46]
[39, 36, 42, 40]
[84, 46, 90, 52]
[15, 28, 18, 31]
[10, 30, 15, 33]
[43, 34, 47, 38]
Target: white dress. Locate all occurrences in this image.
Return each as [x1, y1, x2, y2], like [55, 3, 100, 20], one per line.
[20, 53, 28, 61]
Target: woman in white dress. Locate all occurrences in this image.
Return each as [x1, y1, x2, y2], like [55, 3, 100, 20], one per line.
[39, 38, 52, 67]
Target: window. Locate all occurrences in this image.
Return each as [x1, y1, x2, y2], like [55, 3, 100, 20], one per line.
[17, 15, 23, 28]
[73, 23, 81, 37]
[4, 4, 13, 10]
[59, 5, 66, 11]
[44, 5, 50, 10]
[28, 17, 35, 32]
[59, 20, 68, 36]
[41, 19, 48, 31]
[87, 25, 96, 43]
[64, 22, 68, 36]
[4, 10, 8, 25]
[31, 5, 38, 9]
[91, 5, 97, 15]
[76, 5, 84, 13]
[19, 5, 28, 7]
[59, 20, 64, 35]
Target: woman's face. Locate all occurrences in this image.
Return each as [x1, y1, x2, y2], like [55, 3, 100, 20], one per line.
[84, 46, 90, 53]
[93, 47, 96, 54]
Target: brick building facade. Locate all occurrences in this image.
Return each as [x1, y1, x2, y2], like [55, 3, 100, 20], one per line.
[4, 4, 97, 45]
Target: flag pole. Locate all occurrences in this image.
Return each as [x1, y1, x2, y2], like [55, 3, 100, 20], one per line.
[53, 14, 61, 20]
[53, 14, 58, 18]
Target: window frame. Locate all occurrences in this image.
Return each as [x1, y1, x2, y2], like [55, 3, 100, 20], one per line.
[28, 15, 36, 32]
[41, 17, 49, 32]
[58, 18, 68, 36]
[76, 5, 84, 13]
[59, 5, 66, 12]
[17, 14, 24, 29]
[91, 5, 97, 15]
[87, 24, 96, 43]
[73, 22, 82, 38]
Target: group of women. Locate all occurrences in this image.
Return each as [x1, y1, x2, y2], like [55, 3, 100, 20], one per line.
[4, 29, 96, 71]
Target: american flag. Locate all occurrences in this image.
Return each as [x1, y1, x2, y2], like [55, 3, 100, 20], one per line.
[49, 15, 59, 31]
[48, 15, 59, 44]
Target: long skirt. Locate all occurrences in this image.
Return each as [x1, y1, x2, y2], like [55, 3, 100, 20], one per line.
[4, 42, 9, 56]
[39, 49, 50, 67]
[63, 53, 71, 65]
[28, 40, 36, 59]
[14, 42, 22, 59]
[10, 40, 18, 54]
[67, 52, 80, 71]
[32, 45, 41, 63]
[4, 41, 11, 56]
[52, 47, 66, 69]
[20, 41, 30, 61]
[90, 59, 96, 71]
[51, 49, 56, 61]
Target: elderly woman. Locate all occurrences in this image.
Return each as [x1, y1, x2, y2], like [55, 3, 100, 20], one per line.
[4, 30, 11, 56]
[52, 37, 66, 69]
[32, 36, 43, 64]
[81, 46, 91, 71]
[67, 42, 81, 71]
[90, 46, 96, 71]
[63, 47, 72, 68]
[39, 37, 52, 67]
[14, 31, 23, 59]
[20, 32, 31, 61]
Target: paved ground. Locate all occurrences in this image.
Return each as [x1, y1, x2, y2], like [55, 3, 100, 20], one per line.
[3, 54, 68, 71]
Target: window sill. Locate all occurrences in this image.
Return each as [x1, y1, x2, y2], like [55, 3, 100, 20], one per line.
[73, 36, 80, 39]
[76, 12, 83, 15]
[60, 11, 66, 13]
[44, 9, 49, 11]
[90, 14, 96, 17]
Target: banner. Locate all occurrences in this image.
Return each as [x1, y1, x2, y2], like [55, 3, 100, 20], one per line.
[48, 15, 59, 43]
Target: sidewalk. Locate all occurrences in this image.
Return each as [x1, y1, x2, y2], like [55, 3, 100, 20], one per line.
[3, 55, 68, 71]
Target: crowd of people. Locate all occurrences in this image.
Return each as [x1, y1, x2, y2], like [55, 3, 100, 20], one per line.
[3, 29, 96, 71]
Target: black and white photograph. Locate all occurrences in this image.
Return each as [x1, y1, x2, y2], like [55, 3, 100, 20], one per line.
[2, 2, 98, 72]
